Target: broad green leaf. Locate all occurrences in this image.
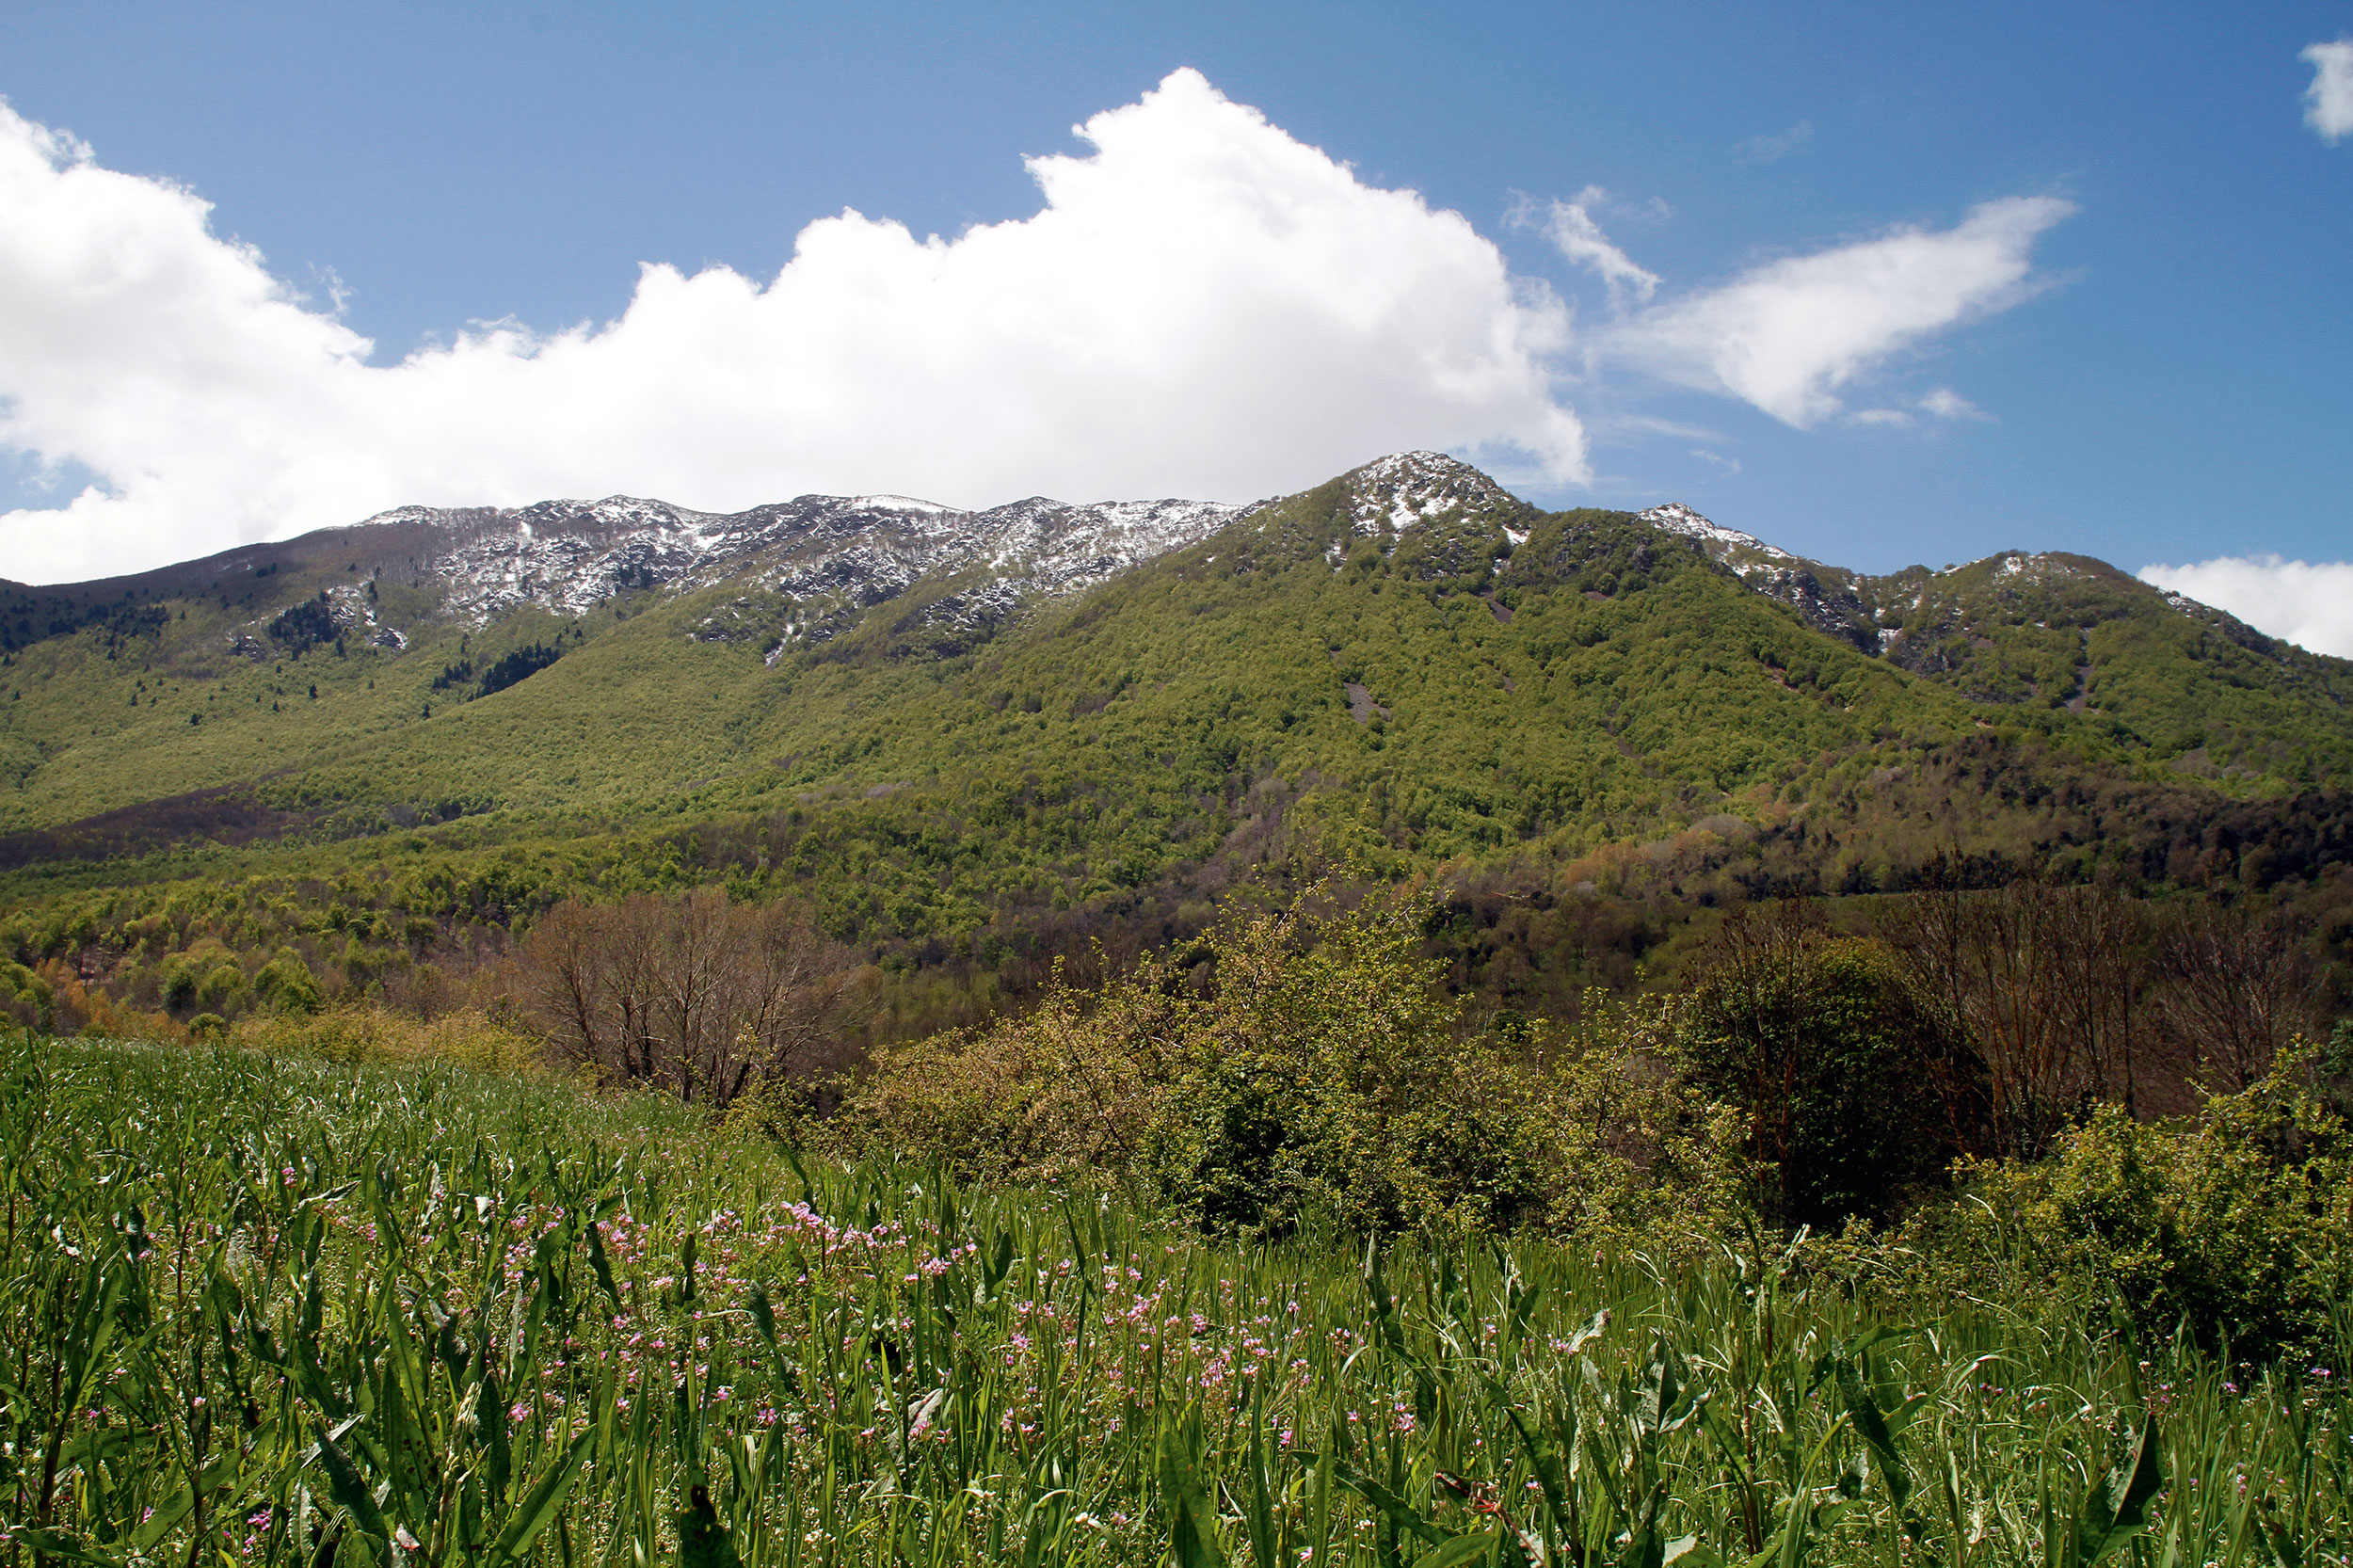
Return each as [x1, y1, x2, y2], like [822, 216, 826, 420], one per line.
[486, 1426, 593, 1567]
[1423, 1529, 1501, 1568]
[312, 1421, 392, 1544]
[10, 1528, 123, 1568]
[1158, 1404, 1228, 1568]
[2068, 1416, 2164, 1567]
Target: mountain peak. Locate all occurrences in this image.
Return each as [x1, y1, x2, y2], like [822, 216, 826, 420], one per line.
[1343, 451, 1530, 536]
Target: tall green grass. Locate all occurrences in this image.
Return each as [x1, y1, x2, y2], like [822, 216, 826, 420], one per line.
[2, 1034, 2345, 1567]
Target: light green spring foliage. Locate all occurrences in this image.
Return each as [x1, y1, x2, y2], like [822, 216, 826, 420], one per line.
[836, 888, 1749, 1244]
[6, 474, 2352, 946]
[4, 1033, 2347, 1568]
[1960, 1038, 2353, 1367]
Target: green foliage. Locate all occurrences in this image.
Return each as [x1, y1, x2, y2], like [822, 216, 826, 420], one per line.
[2, 457, 2350, 1094]
[2, 1032, 2343, 1566]
[844, 888, 1747, 1242]
[1962, 1041, 2353, 1362]
[0, 958, 51, 1029]
[264, 593, 339, 655]
[251, 951, 325, 1014]
[1864, 551, 2353, 783]
[7, 464, 2349, 949]
[474, 642, 564, 697]
[1683, 905, 1978, 1228]
[1131, 893, 1514, 1237]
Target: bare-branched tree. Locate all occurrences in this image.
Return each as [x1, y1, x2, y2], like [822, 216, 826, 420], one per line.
[1882, 862, 2150, 1159]
[2154, 902, 2322, 1092]
[513, 888, 871, 1107]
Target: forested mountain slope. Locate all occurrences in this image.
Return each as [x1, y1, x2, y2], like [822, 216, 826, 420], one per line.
[3, 453, 2350, 970]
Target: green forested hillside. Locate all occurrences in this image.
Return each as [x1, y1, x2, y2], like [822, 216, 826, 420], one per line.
[1861, 551, 2353, 782]
[3, 455, 2351, 1036]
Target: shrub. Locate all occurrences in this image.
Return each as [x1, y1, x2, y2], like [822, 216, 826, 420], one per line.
[1684, 901, 1981, 1228]
[197, 960, 251, 1012]
[0, 958, 53, 1030]
[1961, 1040, 2353, 1362]
[252, 951, 324, 1014]
[841, 887, 1746, 1242]
[231, 1002, 544, 1073]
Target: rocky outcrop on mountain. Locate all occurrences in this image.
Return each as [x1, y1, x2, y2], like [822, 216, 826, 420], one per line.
[355, 490, 1254, 628]
[1635, 503, 1880, 651]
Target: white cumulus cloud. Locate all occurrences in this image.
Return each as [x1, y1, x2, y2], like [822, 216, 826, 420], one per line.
[2305, 40, 2353, 141]
[2139, 556, 2353, 659]
[1602, 196, 2074, 426]
[0, 70, 1587, 584]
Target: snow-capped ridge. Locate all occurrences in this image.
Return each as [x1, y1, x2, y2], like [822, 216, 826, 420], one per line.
[350, 486, 1256, 628]
[1343, 451, 1529, 538]
[1636, 503, 1796, 572]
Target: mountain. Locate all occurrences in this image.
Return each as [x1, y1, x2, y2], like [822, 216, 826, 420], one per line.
[4, 453, 2351, 1026]
[2, 488, 1249, 656]
[1636, 499, 2352, 785]
[0, 485, 1251, 834]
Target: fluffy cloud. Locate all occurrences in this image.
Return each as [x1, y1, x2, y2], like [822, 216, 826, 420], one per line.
[2306, 40, 2353, 142]
[1602, 197, 2074, 425]
[0, 71, 1586, 584]
[2138, 557, 2353, 660]
[0, 67, 2087, 584]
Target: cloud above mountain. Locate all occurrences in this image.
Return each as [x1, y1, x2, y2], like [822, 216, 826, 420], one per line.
[2139, 556, 2353, 660]
[0, 69, 2072, 583]
[1598, 197, 2074, 426]
[0, 72, 1582, 582]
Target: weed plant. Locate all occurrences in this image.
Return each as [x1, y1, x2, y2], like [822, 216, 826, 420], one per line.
[2, 1033, 2345, 1567]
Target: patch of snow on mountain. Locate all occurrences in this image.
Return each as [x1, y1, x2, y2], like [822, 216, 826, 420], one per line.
[1344, 452, 1524, 538]
[848, 494, 958, 515]
[1636, 504, 1795, 571]
[371, 487, 1254, 628]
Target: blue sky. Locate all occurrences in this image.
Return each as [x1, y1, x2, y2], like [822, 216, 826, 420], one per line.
[1, 2, 2348, 648]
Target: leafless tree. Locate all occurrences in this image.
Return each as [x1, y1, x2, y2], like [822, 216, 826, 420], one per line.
[2153, 901, 2322, 1092]
[2042, 882, 2152, 1117]
[513, 888, 872, 1107]
[1883, 867, 2149, 1158]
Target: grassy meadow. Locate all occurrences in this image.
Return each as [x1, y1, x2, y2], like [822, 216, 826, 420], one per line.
[4, 1032, 2346, 1568]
